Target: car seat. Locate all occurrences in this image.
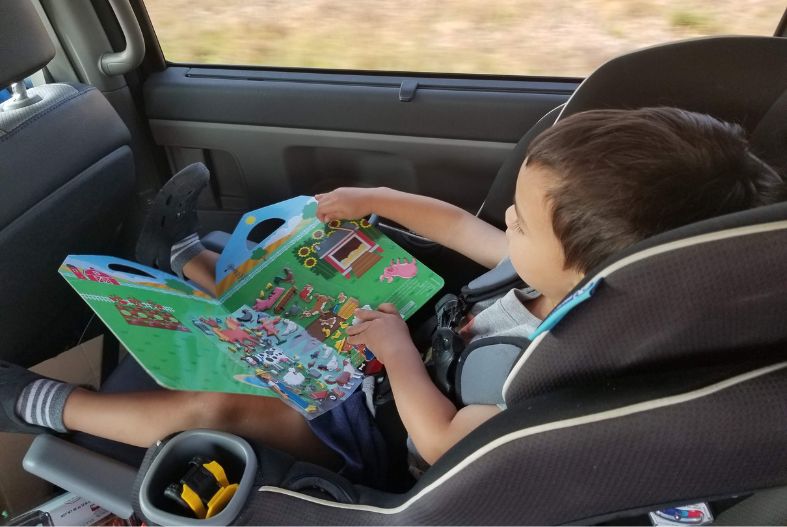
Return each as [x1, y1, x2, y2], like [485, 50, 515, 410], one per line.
[222, 198, 787, 525]
[0, 0, 135, 368]
[16, 20, 787, 525]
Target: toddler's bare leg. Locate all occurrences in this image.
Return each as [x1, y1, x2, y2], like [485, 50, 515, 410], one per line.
[63, 388, 340, 468]
[181, 249, 220, 296]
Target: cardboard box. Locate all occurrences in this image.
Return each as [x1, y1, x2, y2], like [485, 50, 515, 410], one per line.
[0, 337, 104, 519]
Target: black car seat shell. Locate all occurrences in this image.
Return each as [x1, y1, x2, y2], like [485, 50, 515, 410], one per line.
[0, 0, 135, 367]
[225, 202, 787, 526]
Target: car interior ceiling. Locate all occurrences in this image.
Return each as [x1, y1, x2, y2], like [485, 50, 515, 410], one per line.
[2, 0, 787, 525]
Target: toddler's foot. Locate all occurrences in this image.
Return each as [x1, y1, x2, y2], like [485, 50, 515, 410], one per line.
[135, 162, 210, 275]
[0, 360, 76, 434]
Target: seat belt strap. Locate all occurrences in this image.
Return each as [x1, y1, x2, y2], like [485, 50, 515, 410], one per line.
[460, 257, 534, 305]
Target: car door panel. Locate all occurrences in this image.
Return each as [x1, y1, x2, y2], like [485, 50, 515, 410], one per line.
[143, 67, 576, 230]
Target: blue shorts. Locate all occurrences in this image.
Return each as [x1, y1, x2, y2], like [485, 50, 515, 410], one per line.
[307, 389, 389, 488]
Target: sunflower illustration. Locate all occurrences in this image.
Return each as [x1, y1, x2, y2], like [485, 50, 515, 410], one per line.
[359, 218, 372, 228]
[297, 246, 311, 257]
[328, 219, 342, 229]
[304, 257, 317, 269]
[312, 229, 325, 240]
[310, 243, 320, 253]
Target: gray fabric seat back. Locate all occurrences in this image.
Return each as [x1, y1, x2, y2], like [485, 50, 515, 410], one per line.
[0, 1, 135, 366]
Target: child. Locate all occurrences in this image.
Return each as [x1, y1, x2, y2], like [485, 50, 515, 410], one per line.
[1, 107, 783, 485]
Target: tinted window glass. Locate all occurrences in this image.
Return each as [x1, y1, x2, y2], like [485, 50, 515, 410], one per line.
[145, 0, 784, 77]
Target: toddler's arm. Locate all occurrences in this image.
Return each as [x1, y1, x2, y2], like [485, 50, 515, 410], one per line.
[316, 187, 507, 269]
[348, 304, 501, 465]
[384, 341, 501, 464]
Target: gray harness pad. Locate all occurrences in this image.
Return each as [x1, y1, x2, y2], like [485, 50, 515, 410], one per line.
[458, 342, 524, 406]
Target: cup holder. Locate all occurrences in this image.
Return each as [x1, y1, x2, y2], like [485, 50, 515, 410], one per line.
[138, 430, 258, 526]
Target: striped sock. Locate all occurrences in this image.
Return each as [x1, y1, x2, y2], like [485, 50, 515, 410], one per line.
[170, 233, 205, 278]
[15, 379, 76, 433]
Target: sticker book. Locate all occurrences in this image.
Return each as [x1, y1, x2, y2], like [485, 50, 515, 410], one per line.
[59, 196, 444, 419]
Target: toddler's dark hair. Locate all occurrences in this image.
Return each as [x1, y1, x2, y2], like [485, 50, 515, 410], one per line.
[527, 107, 786, 273]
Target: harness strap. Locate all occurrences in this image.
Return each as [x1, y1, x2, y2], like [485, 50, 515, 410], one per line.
[460, 258, 528, 305]
[455, 336, 530, 406]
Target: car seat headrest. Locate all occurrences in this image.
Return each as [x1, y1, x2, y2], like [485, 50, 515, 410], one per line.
[562, 36, 787, 129]
[481, 36, 787, 227]
[504, 200, 787, 406]
[0, 1, 55, 89]
[560, 36, 787, 171]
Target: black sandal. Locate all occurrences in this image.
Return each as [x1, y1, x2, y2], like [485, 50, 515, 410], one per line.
[135, 162, 210, 273]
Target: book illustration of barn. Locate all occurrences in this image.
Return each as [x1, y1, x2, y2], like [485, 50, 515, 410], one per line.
[110, 296, 189, 332]
[316, 222, 383, 279]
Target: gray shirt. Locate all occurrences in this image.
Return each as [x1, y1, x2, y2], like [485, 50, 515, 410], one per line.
[460, 288, 543, 342]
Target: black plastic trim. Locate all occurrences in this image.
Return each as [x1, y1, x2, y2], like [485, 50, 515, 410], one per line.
[183, 67, 578, 95]
[776, 7, 787, 36]
[164, 57, 583, 83]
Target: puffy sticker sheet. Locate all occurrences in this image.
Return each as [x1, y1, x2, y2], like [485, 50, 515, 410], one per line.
[60, 196, 443, 418]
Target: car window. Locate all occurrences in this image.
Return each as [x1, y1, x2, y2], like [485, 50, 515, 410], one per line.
[144, 0, 784, 77]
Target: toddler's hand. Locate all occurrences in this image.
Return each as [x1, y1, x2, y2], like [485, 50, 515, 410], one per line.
[315, 187, 379, 223]
[346, 303, 414, 364]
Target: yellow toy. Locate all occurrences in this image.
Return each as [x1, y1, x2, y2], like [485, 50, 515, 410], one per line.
[164, 456, 238, 519]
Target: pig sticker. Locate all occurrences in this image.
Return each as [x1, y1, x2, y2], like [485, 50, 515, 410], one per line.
[379, 258, 418, 283]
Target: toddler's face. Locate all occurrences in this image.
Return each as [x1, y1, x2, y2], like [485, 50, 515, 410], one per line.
[505, 162, 583, 303]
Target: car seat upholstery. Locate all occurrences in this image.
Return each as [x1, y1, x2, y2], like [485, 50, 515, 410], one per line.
[478, 36, 787, 228]
[218, 198, 787, 526]
[0, 0, 135, 367]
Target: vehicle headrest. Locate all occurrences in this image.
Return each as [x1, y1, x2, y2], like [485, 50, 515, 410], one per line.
[0, 1, 55, 89]
[504, 200, 787, 406]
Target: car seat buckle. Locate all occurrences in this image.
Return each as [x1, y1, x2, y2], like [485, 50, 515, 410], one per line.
[649, 502, 714, 525]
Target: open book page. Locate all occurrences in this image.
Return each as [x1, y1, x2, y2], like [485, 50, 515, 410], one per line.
[61, 197, 443, 418]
